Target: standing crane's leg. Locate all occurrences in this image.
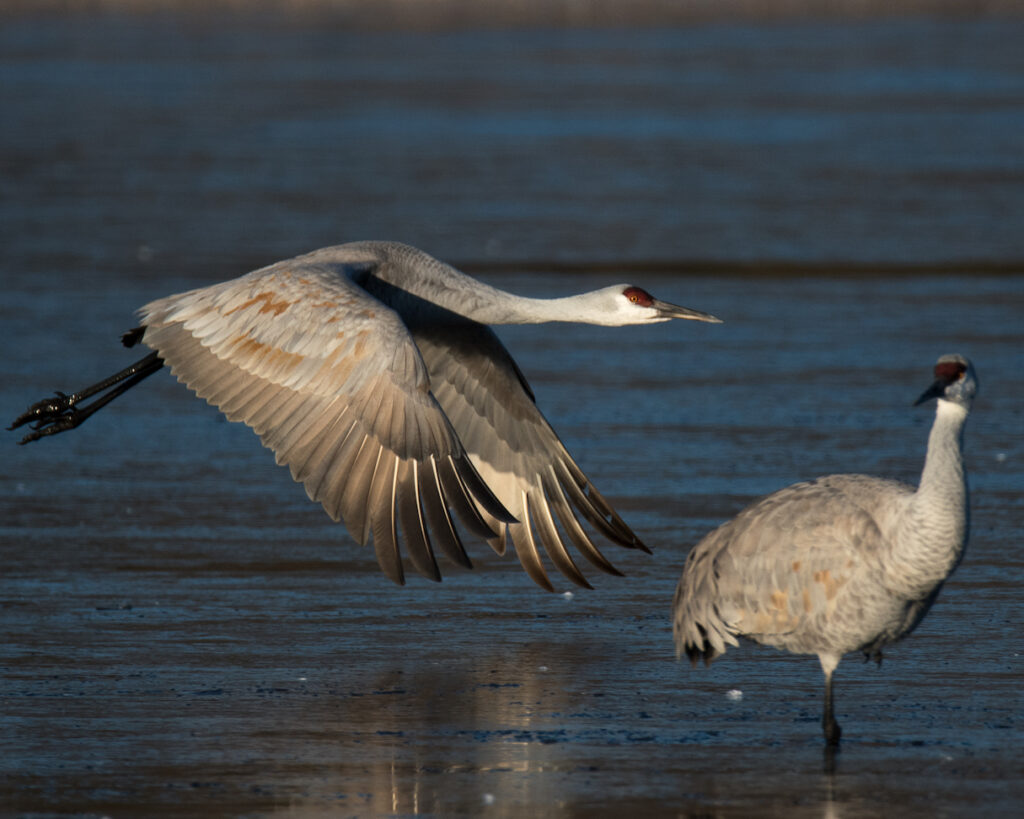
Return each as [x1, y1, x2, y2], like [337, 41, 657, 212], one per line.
[819, 653, 842, 746]
[8, 352, 164, 444]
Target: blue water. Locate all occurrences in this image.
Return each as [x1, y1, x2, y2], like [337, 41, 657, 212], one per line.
[2, 17, 1024, 276]
[1, 12, 1023, 818]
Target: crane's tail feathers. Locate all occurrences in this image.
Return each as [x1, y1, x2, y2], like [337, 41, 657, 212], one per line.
[684, 639, 719, 669]
[673, 569, 739, 668]
[675, 622, 737, 668]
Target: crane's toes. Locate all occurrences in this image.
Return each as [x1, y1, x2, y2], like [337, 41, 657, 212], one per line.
[15, 411, 85, 444]
[9, 394, 84, 443]
[8, 392, 75, 432]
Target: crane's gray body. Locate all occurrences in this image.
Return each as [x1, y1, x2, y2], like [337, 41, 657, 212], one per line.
[674, 472, 959, 662]
[672, 355, 975, 743]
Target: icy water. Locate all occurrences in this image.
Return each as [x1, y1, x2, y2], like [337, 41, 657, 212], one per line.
[2, 12, 1023, 818]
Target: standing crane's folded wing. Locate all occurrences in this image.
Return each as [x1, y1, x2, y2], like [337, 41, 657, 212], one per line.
[674, 476, 903, 662]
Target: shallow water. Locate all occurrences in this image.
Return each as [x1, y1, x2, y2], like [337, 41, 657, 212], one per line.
[2, 12, 1023, 818]
[3, 16, 1024, 270]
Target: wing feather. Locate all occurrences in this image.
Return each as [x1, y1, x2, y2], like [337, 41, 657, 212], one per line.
[247, 388, 300, 437]
[138, 249, 515, 583]
[409, 315, 647, 588]
[420, 456, 473, 569]
[396, 460, 441, 581]
[550, 459, 642, 551]
[317, 423, 367, 524]
[435, 455, 503, 542]
[303, 418, 361, 510]
[368, 451, 403, 585]
[338, 436, 382, 545]
[508, 492, 555, 592]
[529, 485, 592, 590]
[266, 396, 328, 458]
[541, 467, 624, 577]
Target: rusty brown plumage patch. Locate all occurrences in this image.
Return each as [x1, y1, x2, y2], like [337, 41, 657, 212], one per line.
[225, 291, 295, 317]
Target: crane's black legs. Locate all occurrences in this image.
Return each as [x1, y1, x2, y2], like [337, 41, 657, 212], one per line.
[8, 351, 164, 444]
[823, 669, 842, 746]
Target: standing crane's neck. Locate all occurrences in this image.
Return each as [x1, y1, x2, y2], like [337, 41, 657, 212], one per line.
[891, 399, 970, 597]
[918, 400, 968, 505]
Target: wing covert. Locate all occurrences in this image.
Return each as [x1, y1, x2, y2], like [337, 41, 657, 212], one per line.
[138, 251, 512, 584]
[408, 314, 647, 591]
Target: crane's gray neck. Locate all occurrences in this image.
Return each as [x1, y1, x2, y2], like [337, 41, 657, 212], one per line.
[891, 399, 969, 597]
[360, 242, 592, 325]
[918, 400, 968, 506]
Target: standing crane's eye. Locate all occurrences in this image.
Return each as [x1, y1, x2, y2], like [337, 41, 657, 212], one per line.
[623, 287, 654, 307]
[934, 360, 967, 383]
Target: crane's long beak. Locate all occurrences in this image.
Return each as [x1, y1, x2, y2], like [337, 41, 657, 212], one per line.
[653, 299, 722, 323]
[914, 378, 946, 406]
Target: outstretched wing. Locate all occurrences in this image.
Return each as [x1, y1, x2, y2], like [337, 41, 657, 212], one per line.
[138, 251, 513, 586]
[408, 315, 648, 592]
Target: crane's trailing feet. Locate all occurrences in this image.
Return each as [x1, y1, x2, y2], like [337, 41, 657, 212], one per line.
[672, 354, 977, 746]
[10, 241, 721, 591]
[10, 350, 163, 444]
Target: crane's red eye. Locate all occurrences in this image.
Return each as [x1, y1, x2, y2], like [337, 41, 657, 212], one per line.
[623, 287, 653, 307]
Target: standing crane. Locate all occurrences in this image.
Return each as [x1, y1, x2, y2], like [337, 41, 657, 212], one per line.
[10, 241, 720, 590]
[673, 354, 977, 745]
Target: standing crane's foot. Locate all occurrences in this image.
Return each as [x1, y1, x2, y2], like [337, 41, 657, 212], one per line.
[8, 393, 85, 444]
[823, 717, 842, 747]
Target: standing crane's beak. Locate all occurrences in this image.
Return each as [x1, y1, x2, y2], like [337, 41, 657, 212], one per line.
[653, 299, 723, 323]
[914, 378, 949, 406]
[914, 364, 968, 405]
[914, 369, 964, 405]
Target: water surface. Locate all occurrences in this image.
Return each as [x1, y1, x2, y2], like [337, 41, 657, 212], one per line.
[1, 12, 1023, 818]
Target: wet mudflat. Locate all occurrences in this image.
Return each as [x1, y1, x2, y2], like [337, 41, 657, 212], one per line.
[2, 10, 1024, 818]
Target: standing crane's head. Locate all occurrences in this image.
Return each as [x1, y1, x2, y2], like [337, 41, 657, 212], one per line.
[914, 354, 978, 410]
[584, 285, 722, 326]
